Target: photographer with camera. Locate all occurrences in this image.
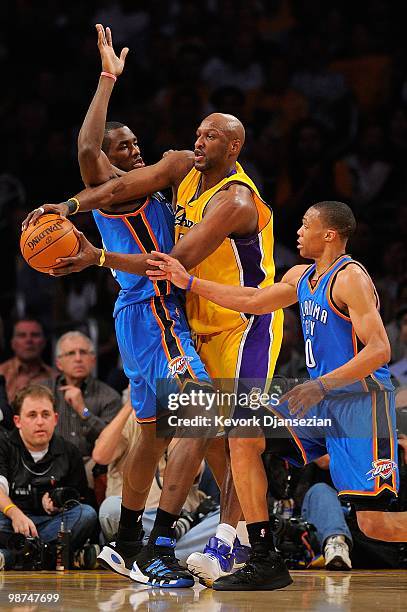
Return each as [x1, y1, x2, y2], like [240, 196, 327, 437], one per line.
[0, 384, 97, 570]
[93, 398, 221, 568]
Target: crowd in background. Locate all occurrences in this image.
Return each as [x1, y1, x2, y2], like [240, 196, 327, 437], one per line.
[0, 0, 407, 571]
[1, 0, 407, 383]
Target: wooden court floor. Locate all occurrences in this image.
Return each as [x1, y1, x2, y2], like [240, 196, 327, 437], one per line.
[1, 569, 406, 611]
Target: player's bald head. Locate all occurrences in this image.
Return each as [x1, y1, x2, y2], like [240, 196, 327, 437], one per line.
[202, 113, 245, 148]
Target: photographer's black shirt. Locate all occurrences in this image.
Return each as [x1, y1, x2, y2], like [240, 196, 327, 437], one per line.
[0, 429, 88, 515]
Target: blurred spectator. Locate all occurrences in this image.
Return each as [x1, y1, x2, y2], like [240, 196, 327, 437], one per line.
[0, 384, 97, 570]
[341, 122, 393, 212]
[94, 400, 222, 564]
[41, 331, 121, 484]
[330, 22, 392, 115]
[387, 302, 407, 363]
[294, 455, 402, 569]
[0, 375, 13, 431]
[0, 174, 25, 322]
[274, 120, 353, 242]
[388, 308, 407, 385]
[61, 273, 98, 325]
[249, 54, 309, 141]
[0, 318, 56, 403]
[300, 458, 353, 570]
[290, 33, 350, 134]
[202, 31, 264, 93]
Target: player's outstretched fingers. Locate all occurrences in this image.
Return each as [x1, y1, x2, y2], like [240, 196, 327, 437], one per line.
[96, 23, 106, 46]
[146, 258, 164, 268]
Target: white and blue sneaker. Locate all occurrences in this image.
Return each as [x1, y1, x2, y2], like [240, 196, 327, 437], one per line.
[130, 536, 194, 588]
[233, 537, 251, 569]
[186, 536, 236, 586]
[97, 535, 144, 577]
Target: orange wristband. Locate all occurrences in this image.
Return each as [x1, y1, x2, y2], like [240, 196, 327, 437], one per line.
[101, 71, 117, 82]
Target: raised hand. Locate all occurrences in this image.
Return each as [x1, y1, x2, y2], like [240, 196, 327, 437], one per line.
[96, 23, 129, 77]
[21, 202, 70, 231]
[146, 251, 191, 289]
[49, 228, 101, 276]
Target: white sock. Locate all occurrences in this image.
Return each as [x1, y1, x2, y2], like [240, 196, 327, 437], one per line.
[236, 521, 250, 546]
[215, 523, 236, 548]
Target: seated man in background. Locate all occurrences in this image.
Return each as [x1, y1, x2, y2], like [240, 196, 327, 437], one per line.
[295, 454, 405, 570]
[93, 398, 229, 569]
[0, 318, 56, 403]
[298, 456, 353, 570]
[41, 331, 121, 486]
[0, 384, 97, 570]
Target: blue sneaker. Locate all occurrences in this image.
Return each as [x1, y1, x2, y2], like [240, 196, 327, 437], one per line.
[130, 536, 194, 588]
[233, 537, 251, 569]
[186, 536, 235, 586]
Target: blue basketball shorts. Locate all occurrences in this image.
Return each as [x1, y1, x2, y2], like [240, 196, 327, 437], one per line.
[115, 296, 210, 423]
[267, 388, 399, 508]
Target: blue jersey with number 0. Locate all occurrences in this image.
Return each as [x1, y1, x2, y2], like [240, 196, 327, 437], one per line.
[296, 254, 392, 391]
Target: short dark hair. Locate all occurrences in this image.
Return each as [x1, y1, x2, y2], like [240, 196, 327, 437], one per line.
[311, 201, 356, 241]
[102, 121, 126, 154]
[13, 384, 55, 416]
[13, 318, 44, 336]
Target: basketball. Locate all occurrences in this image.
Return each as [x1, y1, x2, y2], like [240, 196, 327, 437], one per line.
[20, 213, 80, 273]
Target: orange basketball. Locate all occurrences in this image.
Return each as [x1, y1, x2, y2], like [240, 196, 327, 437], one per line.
[20, 213, 80, 273]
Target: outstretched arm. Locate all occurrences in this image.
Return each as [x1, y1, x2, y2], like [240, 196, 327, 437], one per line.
[72, 150, 193, 210]
[147, 252, 303, 314]
[22, 148, 193, 231]
[78, 24, 128, 186]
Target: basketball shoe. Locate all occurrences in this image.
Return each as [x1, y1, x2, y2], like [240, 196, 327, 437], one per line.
[97, 532, 144, 577]
[186, 536, 251, 586]
[324, 535, 352, 570]
[212, 547, 293, 591]
[130, 536, 195, 588]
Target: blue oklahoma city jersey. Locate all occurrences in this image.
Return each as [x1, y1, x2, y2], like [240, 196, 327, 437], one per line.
[92, 192, 209, 423]
[297, 254, 392, 390]
[92, 193, 176, 317]
[273, 254, 399, 503]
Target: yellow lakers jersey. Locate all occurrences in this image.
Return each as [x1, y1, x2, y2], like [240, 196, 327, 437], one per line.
[175, 162, 277, 334]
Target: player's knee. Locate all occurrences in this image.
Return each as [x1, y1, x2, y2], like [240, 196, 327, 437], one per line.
[229, 436, 265, 459]
[306, 482, 333, 501]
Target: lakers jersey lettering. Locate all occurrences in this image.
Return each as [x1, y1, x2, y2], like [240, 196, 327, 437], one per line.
[174, 204, 194, 230]
[175, 162, 278, 334]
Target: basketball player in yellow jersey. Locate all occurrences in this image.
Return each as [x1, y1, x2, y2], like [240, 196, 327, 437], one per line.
[27, 113, 291, 591]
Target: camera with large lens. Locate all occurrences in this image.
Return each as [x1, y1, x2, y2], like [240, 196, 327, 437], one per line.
[271, 512, 320, 569]
[175, 496, 219, 540]
[49, 486, 80, 508]
[7, 533, 54, 570]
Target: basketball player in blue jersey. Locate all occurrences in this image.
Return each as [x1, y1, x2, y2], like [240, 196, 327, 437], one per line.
[30, 24, 225, 588]
[147, 200, 407, 589]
